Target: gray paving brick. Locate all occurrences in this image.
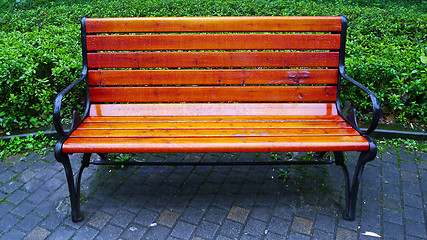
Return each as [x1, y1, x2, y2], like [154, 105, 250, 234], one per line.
[401, 181, 422, 195]
[383, 195, 402, 210]
[40, 213, 65, 231]
[383, 221, 404, 240]
[405, 219, 427, 239]
[204, 206, 228, 224]
[401, 170, 419, 183]
[0, 171, 17, 184]
[403, 193, 423, 208]
[2, 228, 26, 239]
[143, 225, 170, 240]
[312, 229, 334, 240]
[48, 225, 75, 240]
[242, 217, 267, 238]
[180, 207, 204, 225]
[0, 179, 23, 194]
[383, 208, 403, 225]
[32, 202, 54, 219]
[95, 224, 123, 240]
[218, 219, 243, 239]
[194, 221, 220, 239]
[265, 231, 285, 240]
[16, 213, 43, 232]
[382, 183, 401, 197]
[109, 209, 135, 228]
[170, 221, 196, 239]
[120, 223, 147, 240]
[189, 194, 214, 210]
[21, 178, 43, 193]
[134, 208, 159, 227]
[71, 226, 98, 240]
[6, 189, 29, 205]
[335, 227, 357, 240]
[27, 188, 50, 204]
[11, 200, 36, 217]
[404, 205, 425, 223]
[250, 206, 273, 222]
[288, 232, 310, 240]
[313, 214, 336, 233]
[267, 217, 290, 235]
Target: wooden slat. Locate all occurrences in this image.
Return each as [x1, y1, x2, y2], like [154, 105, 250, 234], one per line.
[87, 52, 339, 68]
[89, 86, 337, 103]
[83, 115, 344, 123]
[62, 136, 369, 153]
[70, 128, 359, 138]
[77, 121, 352, 130]
[85, 17, 342, 33]
[86, 34, 341, 51]
[88, 69, 338, 86]
[89, 103, 339, 116]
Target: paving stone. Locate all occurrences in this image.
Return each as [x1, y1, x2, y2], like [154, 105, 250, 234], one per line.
[404, 205, 425, 223]
[5, 189, 29, 205]
[383, 221, 404, 240]
[403, 193, 423, 208]
[24, 226, 50, 240]
[288, 232, 310, 240]
[290, 216, 313, 235]
[227, 205, 250, 223]
[0, 213, 20, 232]
[383, 195, 402, 210]
[194, 221, 220, 239]
[400, 170, 419, 183]
[16, 213, 43, 232]
[180, 207, 205, 225]
[311, 229, 334, 240]
[48, 225, 75, 240]
[382, 208, 403, 225]
[143, 225, 170, 240]
[157, 209, 180, 228]
[335, 227, 357, 240]
[360, 210, 381, 229]
[265, 231, 285, 240]
[27, 188, 50, 204]
[189, 194, 214, 210]
[134, 208, 159, 227]
[120, 223, 148, 240]
[382, 183, 401, 197]
[2, 228, 26, 239]
[313, 214, 336, 233]
[405, 219, 427, 239]
[250, 206, 273, 222]
[0, 171, 17, 184]
[242, 217, 267, 238]
[267, 216, 290, 235]
[204, 206, 228, 224]
[108, 209, 135, 228]
[95, 224, 123, 240]
[0, 179, 23, 194]
[87, 211, 112, 230]
[401, 181, 422, 195]
[170, 221, 196, 239]
[218, 219, 244, 239]
[71, 226, 99, 240]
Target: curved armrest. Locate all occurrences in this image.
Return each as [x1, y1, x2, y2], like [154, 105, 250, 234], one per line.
[340, 70, 380, 136]
[53, 72, 88, 137]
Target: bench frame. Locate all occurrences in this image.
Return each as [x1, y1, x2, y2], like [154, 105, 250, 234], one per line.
[54, 16, 379, 222]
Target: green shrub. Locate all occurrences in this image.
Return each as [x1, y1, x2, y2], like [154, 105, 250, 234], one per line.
[0, 0, 426, 131]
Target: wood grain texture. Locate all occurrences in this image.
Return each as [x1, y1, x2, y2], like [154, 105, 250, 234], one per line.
[86, 34, 341, 51]
[88, 103, 339, 117]
[85, 16, 342, 33]
[83, 115, 344, 123]
[87, 52, 339, 68]
[62, 136, 369, 153]
[89, 86, 337, 103]
[88, 69, 338, 86]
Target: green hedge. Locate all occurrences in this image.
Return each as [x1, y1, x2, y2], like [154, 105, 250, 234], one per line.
[0, 0, 426, 131]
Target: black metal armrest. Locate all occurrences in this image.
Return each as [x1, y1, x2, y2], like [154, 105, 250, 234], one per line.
[339, 69, 380, 136]
[53, 71, 88, 137]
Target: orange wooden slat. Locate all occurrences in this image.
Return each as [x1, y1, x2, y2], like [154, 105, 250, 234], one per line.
[89, 86, 337, 103]
[88, 103, 339, 117]
[85, 17, 342, 33]
[86, 34, 341, 51]
[76, 121, 352, 130]
[62, 136, 369, 153]
[70, 128, 359, 138]
[88, 69, 338, 86]
[87, 52, 339, 68]
[83, 115, 344, 123]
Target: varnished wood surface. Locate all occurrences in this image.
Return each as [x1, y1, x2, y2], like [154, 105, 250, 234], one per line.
[86, 34, 341, 51]
[88, 103, 339, 117]
[89, 86, 337, 103]
[88, 69, 338, 86]
[85, 16, 342, 33]
[62, 136, 369, 153]
[87, 52, 339, 68]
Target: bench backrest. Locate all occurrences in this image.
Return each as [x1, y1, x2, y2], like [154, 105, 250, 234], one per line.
[82, 16, 346, 115]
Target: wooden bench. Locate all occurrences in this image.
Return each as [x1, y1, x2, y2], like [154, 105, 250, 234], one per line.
[53, 16, 379, 222]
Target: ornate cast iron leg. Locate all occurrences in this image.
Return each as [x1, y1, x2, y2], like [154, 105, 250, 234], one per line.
[334, 138, 377, 220]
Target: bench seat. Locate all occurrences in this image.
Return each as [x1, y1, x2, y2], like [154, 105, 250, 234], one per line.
[63, 103, 369, 153]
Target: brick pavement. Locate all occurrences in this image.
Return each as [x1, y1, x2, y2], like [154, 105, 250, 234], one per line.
[0, 147, 426, 239]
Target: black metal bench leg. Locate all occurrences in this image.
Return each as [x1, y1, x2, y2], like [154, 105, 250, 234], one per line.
[59, 154, 84, 222]
[334, 138, 377, 221]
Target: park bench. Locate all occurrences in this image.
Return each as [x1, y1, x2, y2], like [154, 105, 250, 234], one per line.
[53, 16, 379, 222]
